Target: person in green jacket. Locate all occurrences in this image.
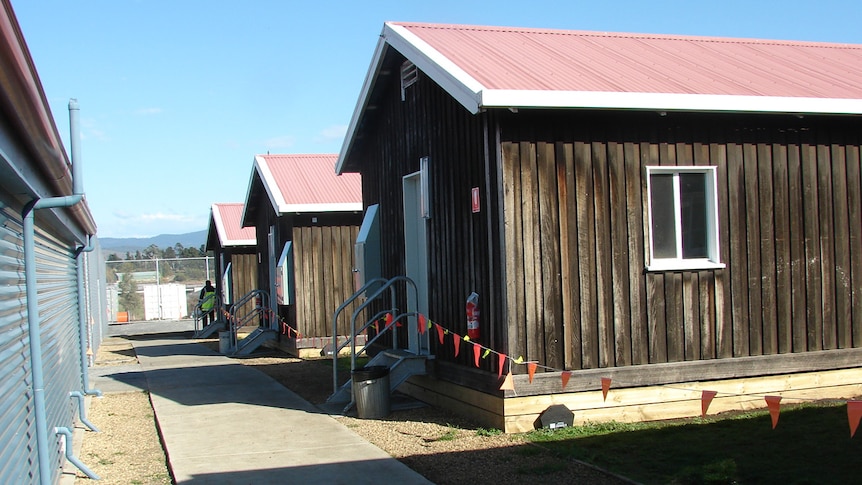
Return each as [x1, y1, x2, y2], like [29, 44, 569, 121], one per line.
[199, 280, 216, 326]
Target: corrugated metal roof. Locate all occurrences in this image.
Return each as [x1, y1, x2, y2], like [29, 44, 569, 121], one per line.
[386, 22, 862, 113]
[395, 22, 862, 97]
[211, 203, 256, 246]
[255, 154, 362, 214]
[337, 21, 862, 173]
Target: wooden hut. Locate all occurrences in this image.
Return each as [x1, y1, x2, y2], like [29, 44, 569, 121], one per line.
[336, 22, 862, 431]
[205, 202, 257, 310]
[242, 154, 362, 356]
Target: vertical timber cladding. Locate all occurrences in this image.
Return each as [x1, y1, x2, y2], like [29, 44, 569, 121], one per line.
[500, 111, 862, 372]
[0, 204, 38, 484]
[353, 53, 497, 365]
[231, 253, 258, 305]
[291, 217, 360, 338]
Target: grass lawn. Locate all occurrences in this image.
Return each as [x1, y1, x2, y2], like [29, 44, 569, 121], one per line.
[524, 399, 862, 484]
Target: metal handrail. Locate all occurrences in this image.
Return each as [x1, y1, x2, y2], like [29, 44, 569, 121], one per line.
[228, 289, 273, 351]
[330, 276, 420, 395]
[192, 293, 220, 334]
[330, 278, 388, 394]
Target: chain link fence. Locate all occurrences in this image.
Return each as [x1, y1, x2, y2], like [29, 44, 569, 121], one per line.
[106, 256, 215, 321]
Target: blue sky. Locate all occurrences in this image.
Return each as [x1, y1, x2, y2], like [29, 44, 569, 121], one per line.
[12, 0, 862, 238]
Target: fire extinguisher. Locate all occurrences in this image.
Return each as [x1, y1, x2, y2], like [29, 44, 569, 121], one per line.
[466, 292, 480, 341]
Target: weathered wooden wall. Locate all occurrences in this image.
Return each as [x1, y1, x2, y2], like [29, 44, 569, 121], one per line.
[292, 223, 360, 338]
[348, 50, 501, 364]
[229, 252, 257, 304]
[501, 111, 862, 372]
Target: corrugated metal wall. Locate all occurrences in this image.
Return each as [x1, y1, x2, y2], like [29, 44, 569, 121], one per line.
[34, 221, 82, 482]
[86, 237, 107, 360]
[0, 196, 94, 484]
[0, 203, 37, 484]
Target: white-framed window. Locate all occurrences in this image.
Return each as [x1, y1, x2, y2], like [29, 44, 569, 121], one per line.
[646, 166, 724, 271]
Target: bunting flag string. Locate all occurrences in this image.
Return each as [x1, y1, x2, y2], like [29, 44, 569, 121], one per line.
[701, 390, 718, 418]
[527, 362, 538, 383]
[765, 396, 782, 429]
[561, 371, 572, 390]
[601, 377, 612, 401]
[848, 401, 862, 438]
[385, 312, 861, 434]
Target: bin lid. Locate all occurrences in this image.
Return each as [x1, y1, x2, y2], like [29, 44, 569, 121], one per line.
[352, 365, 389, 380]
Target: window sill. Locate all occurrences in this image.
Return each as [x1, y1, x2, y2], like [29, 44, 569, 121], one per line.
[646, 260, 726, 272]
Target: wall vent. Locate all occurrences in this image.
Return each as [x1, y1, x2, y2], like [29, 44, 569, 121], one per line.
[400, 61, 419, 101]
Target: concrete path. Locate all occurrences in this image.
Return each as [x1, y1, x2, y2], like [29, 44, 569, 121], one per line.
[86, 322, 433, 484]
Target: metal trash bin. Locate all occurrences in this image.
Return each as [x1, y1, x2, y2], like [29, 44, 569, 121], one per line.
[352, 365, 390, 419]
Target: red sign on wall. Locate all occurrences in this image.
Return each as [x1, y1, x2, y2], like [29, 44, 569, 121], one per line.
[471, 187, 480, 213]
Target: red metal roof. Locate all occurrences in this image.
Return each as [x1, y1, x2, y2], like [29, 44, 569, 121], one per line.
[338, 22, 862, 173]
[392, 22, 862, 99]
[211, 203, 256, 246]
[255, 154, 362, 213]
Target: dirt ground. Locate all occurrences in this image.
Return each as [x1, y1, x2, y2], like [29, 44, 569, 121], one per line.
[72, 336, 629, 485]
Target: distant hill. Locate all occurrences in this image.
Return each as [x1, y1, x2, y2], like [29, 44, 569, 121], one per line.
[100, 230, 207, 255]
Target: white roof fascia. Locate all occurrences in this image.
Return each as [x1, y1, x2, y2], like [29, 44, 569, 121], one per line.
[211, 204, 228, 245]
[480, 89, 862, 115]
[336, 22, 489, 175]
[214, 203, 256, 246]
[384, 22, 486, 115]
[336, 35, 389, 175]
[239, 164, 259, 227]
[254, 155, 288, 215]
[277, 202, 364, 215]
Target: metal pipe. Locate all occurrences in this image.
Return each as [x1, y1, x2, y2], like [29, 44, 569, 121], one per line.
[76, 235, 102, 397]
[54, 427, 99, 480]
[69, 100, 101, 397]
[68, 391, 99, 432]
[68, 99, 83, 195]
[24, 196, 81, 485]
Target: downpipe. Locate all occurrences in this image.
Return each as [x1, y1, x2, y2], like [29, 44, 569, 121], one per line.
[22, 98, 96, 485]
[69, 391, 99, 432]
[54, 427, 99, 480]
[75, 234, 102, 397]
[70, 100, 101, 398]
[24, 195, 82, 485]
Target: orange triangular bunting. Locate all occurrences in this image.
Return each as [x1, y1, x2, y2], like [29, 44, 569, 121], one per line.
[473, 343, 481, 367]
[435, 323, 445, 345]
[601, 377, 612, 401]
[527, 362, 538, 383]
[561, 371, 572, 390]
[701, 390, 718, 418]
[453, 334, 461, 357]
[765, 396, 782, 429]
[418, 314, 426, 335]
[500, 372, 515, 391]
[385, 312, 393, 329]
[848, 401, 862, 437]
[374, 320, 379, 334]
[497, 353, 507, 378]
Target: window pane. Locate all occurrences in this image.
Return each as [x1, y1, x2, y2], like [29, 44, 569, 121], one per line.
[679, 173, 708, 259]
[650, 173, 677, 259]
